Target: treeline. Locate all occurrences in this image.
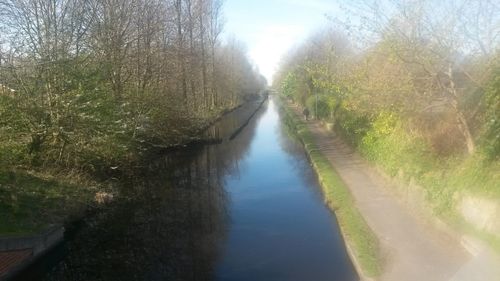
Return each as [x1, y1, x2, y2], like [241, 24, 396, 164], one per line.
[0, 0, 266, 171]
[276, 1, 499, 210]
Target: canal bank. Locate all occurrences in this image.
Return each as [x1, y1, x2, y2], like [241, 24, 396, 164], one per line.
[34, 96, 357, 281]
[1, 95, 269, 281]
[281, 99, 475, 281]
[280, 100, 380, 279]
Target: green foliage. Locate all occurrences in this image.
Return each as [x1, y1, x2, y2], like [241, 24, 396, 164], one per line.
[0, 76, 134, 171]
[0, 170, 96, 235]
[279, 68, 314, 105]
[0, 0, 267, 238]
[335, 108, 371, 147]
[0, 96, 31, 166]
[305, 94, 331, 120]
[360, 114, 436, 178]
[353, 110, 500, 210]
[359, 112, 429, 178]
[274, 0, 500, 261]
[281, 71, 299, 99]
[480, 68, 500, 160]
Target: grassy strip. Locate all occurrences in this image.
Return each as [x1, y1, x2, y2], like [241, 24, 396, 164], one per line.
[281, 103, 381, 277]
[0, 169, 99, 236]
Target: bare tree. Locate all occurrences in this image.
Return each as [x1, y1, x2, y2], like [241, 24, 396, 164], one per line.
[337, 0, 500, 154]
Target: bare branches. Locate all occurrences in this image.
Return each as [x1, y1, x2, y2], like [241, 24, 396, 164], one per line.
[277, 0, 499, 155]
[0, 0, 266, 166]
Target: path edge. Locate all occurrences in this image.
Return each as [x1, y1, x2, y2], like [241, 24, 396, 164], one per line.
[280, 98, 380, 281]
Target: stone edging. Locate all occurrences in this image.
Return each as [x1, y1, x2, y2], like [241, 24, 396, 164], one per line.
[281, 101, 377, 281]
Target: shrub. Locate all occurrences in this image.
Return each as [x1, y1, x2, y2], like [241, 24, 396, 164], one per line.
[306, 94, 331, 120]
[480, 69, 500, 160]
[335, 108, 371, 146]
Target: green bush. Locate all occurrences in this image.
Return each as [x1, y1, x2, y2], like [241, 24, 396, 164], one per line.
[480, 69, 500, 160]
[281, 71, 300, 101]
[335, 108, 371, 146]
[306, 94, 331, 120]
[352, 110, 500, 217]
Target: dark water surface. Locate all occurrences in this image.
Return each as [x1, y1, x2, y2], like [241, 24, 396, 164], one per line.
[44, 98, 356, 281]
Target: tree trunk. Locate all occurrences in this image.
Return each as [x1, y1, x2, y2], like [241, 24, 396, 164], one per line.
[199, 11, 208, 110]
[456, 108, 475, 154]
[175, 0, 188, 108]
[447, 65, 475, 155]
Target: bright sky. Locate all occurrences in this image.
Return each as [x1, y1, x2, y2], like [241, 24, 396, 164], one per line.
[223, 0, 341, 84]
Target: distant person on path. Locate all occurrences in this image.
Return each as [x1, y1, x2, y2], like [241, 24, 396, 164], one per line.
[303, 107, 310, 121]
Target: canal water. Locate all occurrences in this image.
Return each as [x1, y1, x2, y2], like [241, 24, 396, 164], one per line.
[43, 97, 357, 281]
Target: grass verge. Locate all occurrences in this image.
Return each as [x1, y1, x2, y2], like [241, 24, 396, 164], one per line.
[281, 102, 381, 278]
[0, 169, 99, 236]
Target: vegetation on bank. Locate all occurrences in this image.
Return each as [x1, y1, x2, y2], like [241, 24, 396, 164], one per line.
[274, 0, 499, 251]
[282, 102, 381, 277]
[0, 169, 99, 235]
[0, 0, 266, 235]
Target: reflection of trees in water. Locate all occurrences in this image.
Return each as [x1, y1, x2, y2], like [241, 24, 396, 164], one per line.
[45, 103, 268, 281]
[276, 105, 323, 198]
[204, 100, 267, 142]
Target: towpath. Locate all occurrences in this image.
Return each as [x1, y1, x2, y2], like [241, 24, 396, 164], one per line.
[290, 103, 471, 281]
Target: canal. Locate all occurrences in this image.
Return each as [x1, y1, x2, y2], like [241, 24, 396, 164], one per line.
[43, 97, 357, 281]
